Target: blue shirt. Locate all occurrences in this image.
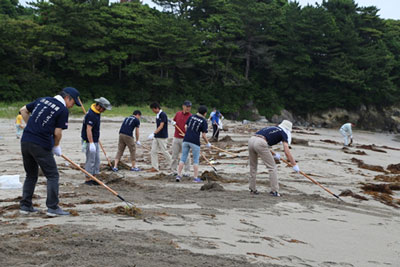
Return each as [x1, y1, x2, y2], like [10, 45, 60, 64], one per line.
[184, 114, 208, 146]
[256, 126, 288, 146]
[21, 97, 69, 151]
[119, 116, 140, 137]
[211, 113, 220, 124]
[81, 109, 101, 142]
[155, 111, 168, 138]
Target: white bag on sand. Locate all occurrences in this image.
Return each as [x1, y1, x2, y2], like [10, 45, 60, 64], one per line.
[0, 175, 22, 189]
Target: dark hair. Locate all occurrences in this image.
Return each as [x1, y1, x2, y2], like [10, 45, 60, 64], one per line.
[133, 110, 142, 116]
[58, 91, 72, 101]
[18, 111, 21, 115]
[150, 102, 160, 109]
[198, 105, 207, 115]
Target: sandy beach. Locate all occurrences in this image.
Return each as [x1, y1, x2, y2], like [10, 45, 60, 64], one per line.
[0, 117, 399, 267]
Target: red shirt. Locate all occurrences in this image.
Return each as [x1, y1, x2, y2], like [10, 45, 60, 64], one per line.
[173, 111, 192, 138]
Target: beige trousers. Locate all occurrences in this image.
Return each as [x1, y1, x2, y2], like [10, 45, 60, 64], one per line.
[115, 133, 136, 161]
[248, 136, 278, 192]
[151, 138, 172, 170]
[170, 138, 190, 173]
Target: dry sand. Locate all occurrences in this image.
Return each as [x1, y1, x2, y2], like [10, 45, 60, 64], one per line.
[1, 117, 400, 267]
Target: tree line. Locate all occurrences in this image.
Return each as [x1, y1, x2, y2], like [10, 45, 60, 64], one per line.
[1, 0, 399, 118]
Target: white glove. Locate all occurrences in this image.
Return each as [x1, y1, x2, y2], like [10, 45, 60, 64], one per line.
[171, 120, 176, 126]
[52, 146, 61, 156]
[293, 164, 300, 173]
[89, 143, 96, 153]
[148, 133, 155, 140]
[136, 141, 141, 146]
[206, 142, 212, 148]
[274, 153, 280, 160]
[350, 135, 353, 139]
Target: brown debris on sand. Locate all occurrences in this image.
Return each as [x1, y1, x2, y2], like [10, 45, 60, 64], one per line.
[351, 158, 388, 173]
[356, 145, 386, 153]
[292, 130, 320, 136]
[375, 175, 400, 183]
[339, 189, 368, 201]
[387, 163, 400, 174]
[80, 199, 110, 205]
[146, 172, 176, 181]
[320, 139, 340, 145]
[219, 135, 234, 142]
[68, 210, 79, 216]
[200, 182, 224, 191]
[361, 183, 393, 194]
[112, 206, 142, 218]
[200, 171, 224, 182]
[342, 147, 367, 155]
[0, 194, 40, 202]
[0, 204, 20, 215]
[291, 138, 309, 146]
[96, 172, 125, 184]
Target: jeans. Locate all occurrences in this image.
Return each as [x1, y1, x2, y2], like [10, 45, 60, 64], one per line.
[20, 142, 59, 209]
[171, 138, 190, 172]
[180, 142, 200, 165]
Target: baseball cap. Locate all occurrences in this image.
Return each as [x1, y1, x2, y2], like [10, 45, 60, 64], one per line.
[183, 100, 192, 107]
[63, 87, 81, 106]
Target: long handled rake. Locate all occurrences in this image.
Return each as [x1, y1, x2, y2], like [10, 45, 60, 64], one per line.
[62, 154, 135, 207]
[271, 151, 343, 201]
[78, 97, 113, 169]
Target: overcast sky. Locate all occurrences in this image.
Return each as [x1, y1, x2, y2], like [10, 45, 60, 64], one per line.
[293, 0, 399, 20]
[19, 0, 399, 20]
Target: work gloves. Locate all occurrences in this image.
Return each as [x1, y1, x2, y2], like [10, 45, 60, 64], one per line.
[293, 164, 300, 173]
[274, 153, 281, 160]
[171, 120, 176, 126]
[136, 141, 141, 146]
[52, 146, 62, 156]
[89, 143, 96, 153]
[148, 133, 155, 140]
[206, 142, 212, 148]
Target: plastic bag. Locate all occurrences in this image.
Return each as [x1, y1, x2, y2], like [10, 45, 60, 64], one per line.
[0, 175, 22, 189]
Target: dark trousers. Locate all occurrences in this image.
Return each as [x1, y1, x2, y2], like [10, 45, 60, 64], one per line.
[20, 142, 59, 209]
[212, 124, 220, 140]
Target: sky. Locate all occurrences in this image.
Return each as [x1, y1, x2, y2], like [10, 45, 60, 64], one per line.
[18, 0, 400, 20]
[293, 0, 400, 19]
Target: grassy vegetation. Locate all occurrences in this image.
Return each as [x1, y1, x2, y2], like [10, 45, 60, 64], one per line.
[0, 102, 181, 119]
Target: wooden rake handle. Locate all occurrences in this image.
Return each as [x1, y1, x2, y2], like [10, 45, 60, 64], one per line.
[270, 151, 341, 200]
[62, 154, 118, 196]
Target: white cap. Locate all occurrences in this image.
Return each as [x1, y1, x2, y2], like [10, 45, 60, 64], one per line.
[278, 120, 292, 145]
[94, 97, 112, 110]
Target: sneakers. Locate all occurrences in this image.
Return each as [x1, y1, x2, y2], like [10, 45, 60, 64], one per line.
[46, 207, 70, 217]
[84, 180, 100, 186]
[182, 173, 190, 178]
[250, 189, 260, 195]
[130, 167, 141, 172]
[112, 167, 118, 172]
[20, 206, 39, 215]
[270, 191, 281, 197]
[193, 177, 202, 183]
[176, 175, 181, 182]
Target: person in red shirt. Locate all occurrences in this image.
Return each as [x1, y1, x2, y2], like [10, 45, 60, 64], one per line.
[170, 100, 192, 175]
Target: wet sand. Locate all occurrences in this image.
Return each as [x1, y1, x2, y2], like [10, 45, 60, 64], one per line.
[0, 117, 399, 266]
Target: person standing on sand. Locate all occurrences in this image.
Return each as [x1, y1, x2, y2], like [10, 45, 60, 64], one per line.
[247, 120, 299, 196]
[19, 87, 81, 216]
[147, 102, 172, 172]
[15, 111, 24, 139]
[170, 100, 192, 176]
[81, 97, 112, 186]
[211, 110, 223, 141]
[340, 123, 355, 147]
[112, 110, 142, 172]
[176, 105, 211, 182]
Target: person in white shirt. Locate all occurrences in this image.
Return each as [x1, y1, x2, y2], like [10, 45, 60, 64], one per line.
[340, 123, 355, 146]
